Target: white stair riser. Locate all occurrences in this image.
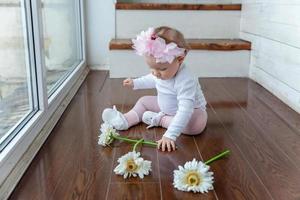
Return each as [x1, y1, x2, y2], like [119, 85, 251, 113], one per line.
[116, 10, 240, 38]
[109, 50, 250, 78]
[118, 0, 239, 3]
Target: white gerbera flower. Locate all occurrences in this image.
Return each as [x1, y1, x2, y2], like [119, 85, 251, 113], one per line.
[98, 122, 119, 146]
[114, 151, 152, 179]
[173, 158, 214, 193]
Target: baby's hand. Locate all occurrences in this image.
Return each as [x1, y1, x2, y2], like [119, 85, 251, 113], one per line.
[157, 136, 176, 152]
[123, 78, 134, 88]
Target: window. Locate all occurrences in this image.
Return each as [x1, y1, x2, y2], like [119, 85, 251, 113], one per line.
[0, 0, 85, 193]
[0, 0, 84, 150]
[0, 0, 38, 150]
[41, 0, 82, 96]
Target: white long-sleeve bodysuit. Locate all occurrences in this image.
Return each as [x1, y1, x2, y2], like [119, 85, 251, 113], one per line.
[132, 63, 207, 141]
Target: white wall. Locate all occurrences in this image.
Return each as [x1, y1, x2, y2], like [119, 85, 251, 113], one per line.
[240, 0, 300, 113]
[85, 0, 115, 70]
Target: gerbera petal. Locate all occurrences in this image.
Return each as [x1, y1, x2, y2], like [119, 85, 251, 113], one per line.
[173, 159, 214, 193]
[114, 151, 152, 179]
[98, 122, 119, 146]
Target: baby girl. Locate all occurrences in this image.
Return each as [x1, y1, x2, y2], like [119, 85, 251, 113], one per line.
[102, 26, 207, 152]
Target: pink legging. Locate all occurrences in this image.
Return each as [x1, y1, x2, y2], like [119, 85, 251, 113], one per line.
[124, 96, 207, 135]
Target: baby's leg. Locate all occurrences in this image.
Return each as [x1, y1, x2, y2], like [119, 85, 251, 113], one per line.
[159, 109, 207, 135]
[124, 96, 160, 127]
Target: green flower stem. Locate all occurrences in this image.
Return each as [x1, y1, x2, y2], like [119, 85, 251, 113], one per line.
[133, 139, 144, 152]
[142, 141, 157, 147]
[111, 135, 157, 147]
[204, 150, 230, 165]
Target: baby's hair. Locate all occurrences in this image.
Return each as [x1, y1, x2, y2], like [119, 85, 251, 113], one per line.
[154, 26, 190, 55]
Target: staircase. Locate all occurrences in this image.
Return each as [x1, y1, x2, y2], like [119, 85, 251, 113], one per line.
[109, 1, 251, 78]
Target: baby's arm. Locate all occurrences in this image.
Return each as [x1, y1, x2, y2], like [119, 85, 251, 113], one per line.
[132, 74, 156, 90]
[163, 99, 194, 141]
[158, 98, 194, 152]
[123, 78, 134, 88]
[163, 77, 196, 142]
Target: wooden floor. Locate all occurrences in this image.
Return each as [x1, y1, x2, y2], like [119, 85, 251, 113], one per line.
[9, 71, 300, 200]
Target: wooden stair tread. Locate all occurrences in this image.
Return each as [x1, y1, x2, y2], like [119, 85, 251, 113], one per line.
[116, 2, 241, 10]
[109, 39, 251, 51]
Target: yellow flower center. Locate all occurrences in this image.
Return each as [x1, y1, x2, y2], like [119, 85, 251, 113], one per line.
[126, 159, 138, 172]
[186, 172, 201, 186]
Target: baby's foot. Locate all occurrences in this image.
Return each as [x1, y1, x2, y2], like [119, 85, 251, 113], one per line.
[102, 105, 129, 130]
[142, 111, 165, 129]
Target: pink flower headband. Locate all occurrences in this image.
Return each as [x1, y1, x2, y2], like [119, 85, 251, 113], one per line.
[132, 27, 186, 64]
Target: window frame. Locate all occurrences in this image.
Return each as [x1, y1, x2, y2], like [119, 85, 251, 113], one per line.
[0, 0, 39, 152]
[0, 0, 86, 196]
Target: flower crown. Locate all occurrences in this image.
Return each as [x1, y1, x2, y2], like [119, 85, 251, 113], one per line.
[132, 27, 186, 64]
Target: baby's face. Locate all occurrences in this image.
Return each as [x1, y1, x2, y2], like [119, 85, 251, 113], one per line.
[145, 56, 183, 80]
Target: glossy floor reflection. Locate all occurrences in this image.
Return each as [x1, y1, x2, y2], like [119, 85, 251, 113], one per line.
[9, 71, 300, 200]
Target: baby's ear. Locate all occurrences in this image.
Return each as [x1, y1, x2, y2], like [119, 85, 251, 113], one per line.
[177, 55, 185, 63]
